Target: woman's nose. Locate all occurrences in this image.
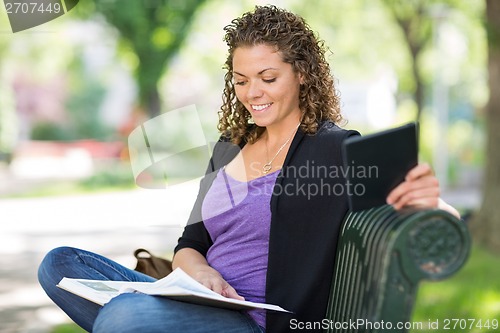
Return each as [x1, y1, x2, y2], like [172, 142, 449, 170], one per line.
[247, 81, 264, 100]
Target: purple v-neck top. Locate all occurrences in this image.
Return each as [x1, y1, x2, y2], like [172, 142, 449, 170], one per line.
[201, 167, 280, 328]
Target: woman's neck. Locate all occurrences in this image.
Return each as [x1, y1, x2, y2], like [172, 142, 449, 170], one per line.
[263, 117, 301, 147]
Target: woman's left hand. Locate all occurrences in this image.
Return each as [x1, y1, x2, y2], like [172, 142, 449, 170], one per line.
[386, 163, 460, 218]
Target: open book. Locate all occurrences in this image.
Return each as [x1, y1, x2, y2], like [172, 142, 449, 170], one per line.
[57, 268, 289, 313]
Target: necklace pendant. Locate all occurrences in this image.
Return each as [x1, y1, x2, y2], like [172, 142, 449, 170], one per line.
[262, 163, 272, 174]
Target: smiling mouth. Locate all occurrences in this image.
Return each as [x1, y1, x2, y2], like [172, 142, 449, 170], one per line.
[251, 103, 272, 111]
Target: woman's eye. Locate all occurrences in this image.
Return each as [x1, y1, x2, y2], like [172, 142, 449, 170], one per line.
[263, 78, 276, 83]
[235, 81, 246, 86]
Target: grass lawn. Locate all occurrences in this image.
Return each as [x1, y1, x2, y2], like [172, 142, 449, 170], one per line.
[50, 323, 87, 333]
[411, 245, 500, 332]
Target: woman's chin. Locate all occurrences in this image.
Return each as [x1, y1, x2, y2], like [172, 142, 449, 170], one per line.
[250, 116, 270, 128]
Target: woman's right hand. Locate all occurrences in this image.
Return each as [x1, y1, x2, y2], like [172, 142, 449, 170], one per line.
[172, 248, 245, 300]
[192, 265, 245, 300]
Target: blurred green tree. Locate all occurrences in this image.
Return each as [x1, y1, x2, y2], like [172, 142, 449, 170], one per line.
[81, 0, 209, 118]
[64, 58, 109, 140]
[30, 55, 109, 141]
[380, 0, 428, 122]
[472, 0, 500, 253]
[380, 0, 481, 122]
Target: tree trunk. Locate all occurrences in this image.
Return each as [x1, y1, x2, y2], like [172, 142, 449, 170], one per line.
[136, 51, 168, 119]
[409, 44, 425, 122]
[146, 88, 161, 119]
[471, 0, 500, 253]
[381, 0, 428, 122]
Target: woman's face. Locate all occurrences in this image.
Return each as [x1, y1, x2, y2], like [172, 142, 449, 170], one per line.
[232, 44, 303, 129]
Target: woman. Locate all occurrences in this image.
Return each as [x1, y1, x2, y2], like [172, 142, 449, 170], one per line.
[38, 5, 459, 332]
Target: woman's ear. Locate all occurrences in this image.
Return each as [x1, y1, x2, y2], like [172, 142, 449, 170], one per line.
[298, 72, 305, 85]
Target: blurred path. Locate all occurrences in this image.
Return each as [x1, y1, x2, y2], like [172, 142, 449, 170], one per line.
[0, 183, 199, 333]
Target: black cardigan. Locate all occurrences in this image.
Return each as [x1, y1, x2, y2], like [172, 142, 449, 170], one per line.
[175, 121, 360, 332]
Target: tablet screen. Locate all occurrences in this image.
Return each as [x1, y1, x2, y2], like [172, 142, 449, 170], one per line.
[342, 122, 418, 212]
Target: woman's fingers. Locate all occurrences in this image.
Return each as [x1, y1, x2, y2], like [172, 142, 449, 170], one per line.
[390, 187, 440, 210]
[221, 284, 245, 300]
[404, 162, 434, 181]
[387, 163, 440, 210]
[197, 272, 244, 300]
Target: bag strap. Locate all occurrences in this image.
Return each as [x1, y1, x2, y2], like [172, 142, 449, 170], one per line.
[134, 248, 154, 259]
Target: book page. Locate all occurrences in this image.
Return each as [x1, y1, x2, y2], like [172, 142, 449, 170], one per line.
[58, 268, 290, 312]
[123, 269, 289, 312]
[121, 268, 222, 297]
[57, 278, 125, 306]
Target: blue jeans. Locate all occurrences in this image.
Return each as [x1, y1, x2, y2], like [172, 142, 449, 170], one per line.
[38, 247, 265, 333]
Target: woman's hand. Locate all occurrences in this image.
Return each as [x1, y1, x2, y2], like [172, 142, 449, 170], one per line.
[192, 265, 245, 300]
[172, 248, 245, 300]
[386, 163, 460, 218]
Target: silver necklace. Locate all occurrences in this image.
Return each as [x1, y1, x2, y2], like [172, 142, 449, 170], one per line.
[263, 123, 300, 174]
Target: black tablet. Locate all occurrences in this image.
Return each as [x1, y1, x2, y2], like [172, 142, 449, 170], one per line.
[342, 122, 419, 212]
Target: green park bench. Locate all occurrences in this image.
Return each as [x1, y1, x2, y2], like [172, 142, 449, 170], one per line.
[325, 205, 470, 333]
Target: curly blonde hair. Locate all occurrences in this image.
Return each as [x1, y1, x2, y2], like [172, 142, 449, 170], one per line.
[218, 5, 343, 144]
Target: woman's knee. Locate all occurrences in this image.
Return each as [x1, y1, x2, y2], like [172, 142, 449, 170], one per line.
[38, 247, 76, 288]
[93, 294, 166, 333]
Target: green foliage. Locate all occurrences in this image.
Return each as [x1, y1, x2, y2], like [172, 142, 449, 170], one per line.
[486, 0, 500, 50]
[79, 165, 135, 190]
[50, 323, 86, 333]
[64, 73, 110, 141]
[30, 122, 73, 141]
[27, 55, 111, 141]
[77, 0, 210, 117]
[293, 0, 486, 112]
[292, 0, 487, 184]
[293, 0, 407, 78]
[412, 245, 500, 332]
[379, 0, 486, 121]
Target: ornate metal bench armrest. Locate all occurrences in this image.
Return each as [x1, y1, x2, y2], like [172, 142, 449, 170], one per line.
[325, 205, 470, 333]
